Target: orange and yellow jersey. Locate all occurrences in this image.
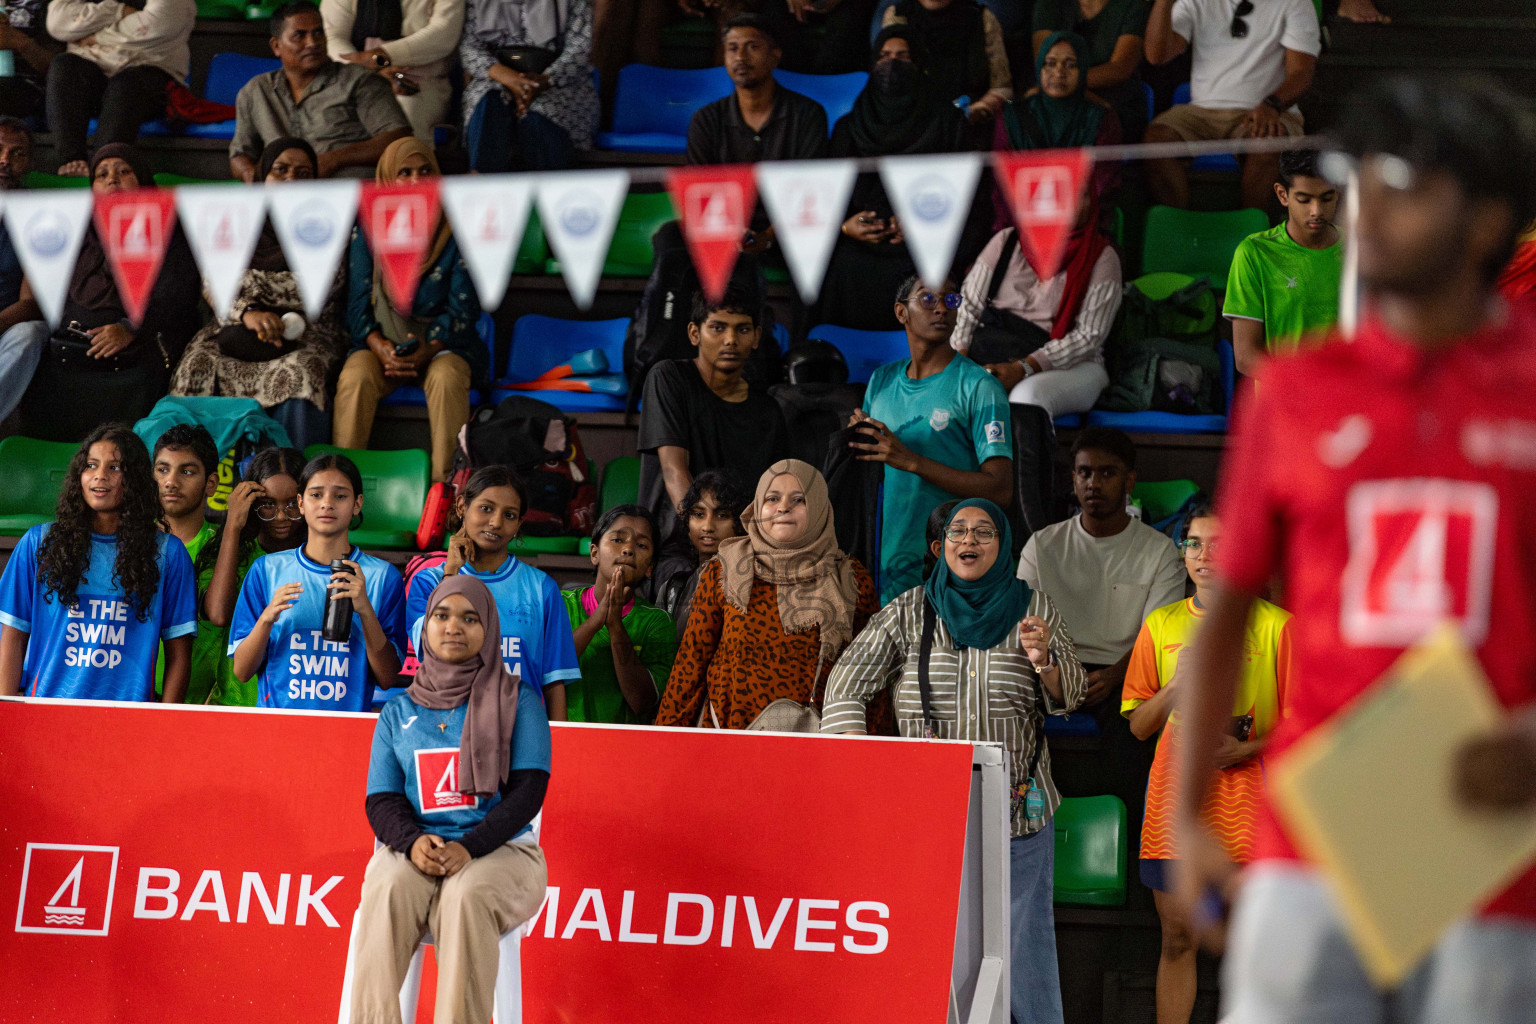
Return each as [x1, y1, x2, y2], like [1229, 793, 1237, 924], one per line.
[1122, 596, 1293, 862]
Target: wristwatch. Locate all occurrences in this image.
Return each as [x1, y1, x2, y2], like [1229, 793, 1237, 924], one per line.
[1263, 93, 1285, 112]
[1018, 359, 1035, 379]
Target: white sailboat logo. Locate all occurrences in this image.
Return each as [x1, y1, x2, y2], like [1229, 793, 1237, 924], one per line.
[43, 858, 88, 926]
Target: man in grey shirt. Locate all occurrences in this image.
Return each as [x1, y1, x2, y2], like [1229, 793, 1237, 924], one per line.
[230, 0, 410, 182]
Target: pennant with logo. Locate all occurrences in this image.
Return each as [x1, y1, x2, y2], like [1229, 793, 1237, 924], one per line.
[668, 164, 755, 304]
[439, 174, 533, 312]
[267, 179, 361, 319]
[93, 188, 178, 327]
[2, 190, 91, 327]
[755, 159, 857, 304]
[175, 185, 268, 319]
[993, 149, 1094, 281]
[359, 180, 442, 313]
[535, 169, 629, 310]
[880, 153, 983, 290]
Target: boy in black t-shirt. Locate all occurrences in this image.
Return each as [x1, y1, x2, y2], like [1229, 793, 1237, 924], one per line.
[637, 287, 792, 558]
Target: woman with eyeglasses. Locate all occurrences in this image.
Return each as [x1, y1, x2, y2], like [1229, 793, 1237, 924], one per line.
[655, 459, 886, 733]
[823, 498, 1084, 1024]
[196, 446, 308, 706]
[850, 273, 1014, 604]
[1120, 502, 1291, 1024]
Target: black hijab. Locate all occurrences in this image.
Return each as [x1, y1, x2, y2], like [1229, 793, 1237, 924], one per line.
[69, 144, 156, 315]
[833, 26, 965, 157]
[350, 0, 402, 53]
[252, 137, 316, 273]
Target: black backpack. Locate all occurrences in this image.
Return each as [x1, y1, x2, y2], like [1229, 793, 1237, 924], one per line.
[768, 382, 867, 470]
[463, 395, 598, 537]
[1097, 276, 1223, 415]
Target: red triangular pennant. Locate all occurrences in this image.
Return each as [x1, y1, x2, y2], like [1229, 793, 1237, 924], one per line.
[359, 180, 443, 313]
[993, 149, 1094, 281]
[93, 188, 178, 327]
[668, 164, 758, 304]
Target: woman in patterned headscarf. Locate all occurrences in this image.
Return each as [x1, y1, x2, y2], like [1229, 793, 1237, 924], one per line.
[332, 136, 485, 482]
[656, 459, 890, 733]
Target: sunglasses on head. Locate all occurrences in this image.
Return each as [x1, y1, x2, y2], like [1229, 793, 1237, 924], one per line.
[1230, 0, 1253, 38]
[914, 291, 962, 311]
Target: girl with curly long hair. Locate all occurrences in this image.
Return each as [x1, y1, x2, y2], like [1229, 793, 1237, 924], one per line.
[0, 424, 197, 701]
[229, 453, 407, 711]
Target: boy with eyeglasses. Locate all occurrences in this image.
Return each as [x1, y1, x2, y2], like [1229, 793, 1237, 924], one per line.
[1143, 0, 1321, 210]
[851, 274, 1014, 604]
[1121, 502, 1292, 1024]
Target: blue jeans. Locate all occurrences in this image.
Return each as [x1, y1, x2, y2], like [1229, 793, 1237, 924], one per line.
[465, 92, 575, 173]
[0, 320, 49, 422]
[1010, 827, 1064, 1024]
[267, 397, 329, 451]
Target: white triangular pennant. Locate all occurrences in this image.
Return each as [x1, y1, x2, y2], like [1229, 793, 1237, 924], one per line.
[880, 153, 983, 289]
[4, 190, 91, 327]
[175, 185, 268, 319]
[439, 174, 533, 312]
[755, 160, 858, 304]
[534, 170, 629, 310]
[266, 179, 361, 318]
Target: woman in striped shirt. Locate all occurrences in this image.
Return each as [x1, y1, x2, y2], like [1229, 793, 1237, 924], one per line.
[822, 498, 1085, 1024]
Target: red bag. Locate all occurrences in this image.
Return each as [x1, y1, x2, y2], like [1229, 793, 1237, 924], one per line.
[396, 552, 448, 682]
[163, 81, 237, 126]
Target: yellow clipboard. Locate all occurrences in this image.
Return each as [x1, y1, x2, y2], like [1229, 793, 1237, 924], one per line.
[1270, 625, 1536, 987]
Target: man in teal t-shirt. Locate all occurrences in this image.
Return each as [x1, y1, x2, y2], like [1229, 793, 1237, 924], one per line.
[1224, 149, 1344, 377]
[854, 275, 1015, 604]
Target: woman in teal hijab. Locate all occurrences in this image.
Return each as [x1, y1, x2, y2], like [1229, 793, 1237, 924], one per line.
[820, 497, 1086, 1024]
[996, 30, 1121, 198]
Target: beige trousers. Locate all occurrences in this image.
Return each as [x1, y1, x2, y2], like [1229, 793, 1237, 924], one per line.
[332, 349, 471, 482]
[350, 841, 548, 1024]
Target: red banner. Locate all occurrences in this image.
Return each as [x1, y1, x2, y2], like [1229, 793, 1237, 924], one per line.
[993, 149, 1094, 281]
[668, 164, 757, 304]
[93, 188, 179, 327]
[0, 701, 973, 1023]
[359, 181, 443, 314]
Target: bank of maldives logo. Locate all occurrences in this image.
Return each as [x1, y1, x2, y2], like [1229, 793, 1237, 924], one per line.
[15, 843, 119, 936]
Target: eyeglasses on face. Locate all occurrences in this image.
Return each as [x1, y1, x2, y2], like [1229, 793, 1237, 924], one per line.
[255, 501, 303, 522]
[914, 291, 962, 311]
[1230, 0, 1253, 38]
[945, 525, 1000, 543]
[1180, 537, 1220, 557]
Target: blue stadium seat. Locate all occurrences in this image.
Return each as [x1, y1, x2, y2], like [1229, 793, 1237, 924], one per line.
[104, 53, 280, 141]
[380, 313, 496, 408]
[1142, 80, 1155, 123]
[499, 315, 631, 412]
[596, 64, 731, 154]
[806, 324, 909, 384]
[1172, 83, 1239, 172]
[1085, 338, 1234, 434]
[776, 70, 869, 135]
[1053, 413, 1084, 430]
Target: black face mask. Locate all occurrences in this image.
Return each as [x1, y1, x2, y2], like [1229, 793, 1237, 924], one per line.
[871, 57, 919, 96]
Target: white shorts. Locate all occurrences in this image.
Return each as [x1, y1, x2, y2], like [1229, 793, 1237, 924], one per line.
[1224, 863, 1536, 1024]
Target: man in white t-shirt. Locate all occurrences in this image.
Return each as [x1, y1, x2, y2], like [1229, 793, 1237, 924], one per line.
[1018, 427, 1185, 704]
[1143, 0, 1321, 210]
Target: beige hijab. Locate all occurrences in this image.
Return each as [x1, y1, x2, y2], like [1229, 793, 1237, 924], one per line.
[717, 459, 861, 668]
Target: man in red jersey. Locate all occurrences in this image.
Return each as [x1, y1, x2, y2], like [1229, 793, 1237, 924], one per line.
[1176, 76, 1536, 1022]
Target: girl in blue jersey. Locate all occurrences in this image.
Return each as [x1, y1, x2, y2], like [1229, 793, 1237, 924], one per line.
[353, 574, 549, 1024]
[0, 424, 197, 701]
[406, 466, 580, 720]
[230, 453, 407, 711]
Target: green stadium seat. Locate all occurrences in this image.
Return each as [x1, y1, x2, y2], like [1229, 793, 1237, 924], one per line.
[510, 535, 583, 555]
[515, 207, 549, 275]
[1132, 479, 1201, 525]
[22, 171, 88, 189]
[600, 456, 640, 512]
[153, 172, 237, 187]
[0, 437, 77, 537]
[302, 445, 429, 550]
[1140, 206, 1269, 287]
[1053, 795, 1128, 907]
[545, 191, 675, 278]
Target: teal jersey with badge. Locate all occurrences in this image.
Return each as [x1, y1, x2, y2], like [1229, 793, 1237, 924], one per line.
[864, 355, 1013, 603]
